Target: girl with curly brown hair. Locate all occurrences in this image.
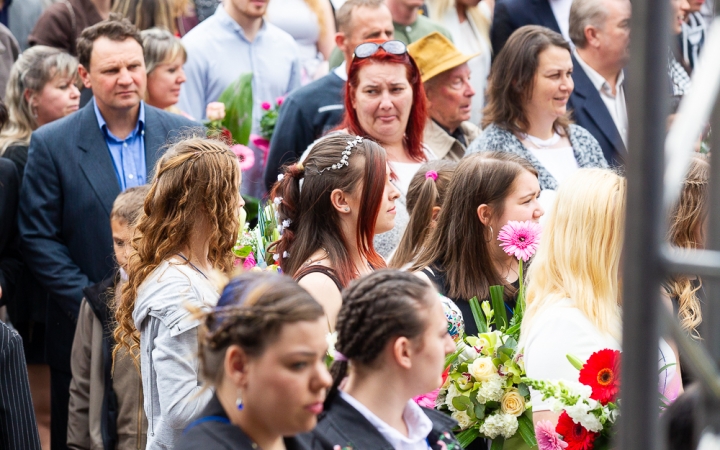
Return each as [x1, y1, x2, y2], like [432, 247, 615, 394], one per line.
[113, 135, 243, 450]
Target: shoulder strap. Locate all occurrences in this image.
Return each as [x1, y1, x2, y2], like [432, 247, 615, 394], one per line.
[183, 415, 231, 435]
[294, 265, 343, 291]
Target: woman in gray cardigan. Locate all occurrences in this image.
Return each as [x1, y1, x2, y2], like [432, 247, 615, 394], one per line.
[467, 26, 608, 191]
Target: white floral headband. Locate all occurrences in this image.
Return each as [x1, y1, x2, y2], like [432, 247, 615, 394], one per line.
[318, 136, 363, 174]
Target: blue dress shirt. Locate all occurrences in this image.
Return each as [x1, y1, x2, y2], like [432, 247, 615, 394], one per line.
[93, 99, 147, 191]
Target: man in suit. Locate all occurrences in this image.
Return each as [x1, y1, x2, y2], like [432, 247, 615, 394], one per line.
[491, 0, 562, 56]
[19, 15, 196, 450]
[568, 0, 631, 167]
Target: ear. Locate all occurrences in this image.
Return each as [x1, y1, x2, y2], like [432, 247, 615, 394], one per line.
[224, 345, 250, 389]
[430, 206, 442, 225]
[330, 188, 352, 215]
[391, 336, 413, 370]
[78, 65, 92, 90]
[335, 32, 347, 52]
[476, 204, 492, 226]
[23, 89, 35, 106]
[584, 25, 601, 48]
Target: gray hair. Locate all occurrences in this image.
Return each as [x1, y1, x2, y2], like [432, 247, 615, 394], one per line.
[336, 0, 386, 34]
[140, 27, 186, 76]
[569, 0, 609, 48]
[0, 46, 78, 153]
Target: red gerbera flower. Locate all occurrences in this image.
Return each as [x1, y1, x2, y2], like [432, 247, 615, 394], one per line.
[579, 349, 621, 405]
[556, 412, 597, 450]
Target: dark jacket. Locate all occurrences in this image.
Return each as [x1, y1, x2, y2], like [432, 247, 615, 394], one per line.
[178, 394, 332, 450]
[18, 102, 197, 372]
[27, 0, 102, 56]
[0, 158, 21, 305]
[263, 70, 345, 191]
[568, 55, 627, 167]
[491, 0, 561, 57]
[307, 394, 461, 450]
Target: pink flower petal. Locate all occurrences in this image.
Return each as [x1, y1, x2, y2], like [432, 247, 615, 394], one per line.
[497, 220, 542, 261]
[413, 388, 440, 409]
[276, 96, 285, 106]
[243, 252, 257, 270]
[231, 144, 256, 171]
[535, 420, 568, 450]
[261, 101, 271, 111]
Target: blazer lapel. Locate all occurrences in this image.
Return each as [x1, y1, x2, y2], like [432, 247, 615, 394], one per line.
[570, 56, 627, 158]
[77, 104, 120, 215]
[143, 105, 168, 177]
[532, 0, 562, 33]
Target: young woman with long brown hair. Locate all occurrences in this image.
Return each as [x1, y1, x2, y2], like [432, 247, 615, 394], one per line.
[113, 135, 243, 450]
[271, 133, 400, 330]
[411, 152, 543, 336]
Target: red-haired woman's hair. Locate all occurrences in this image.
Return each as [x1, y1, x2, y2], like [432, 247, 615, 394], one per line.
[339, 42, 427, 161]
[270, 133, 388, 287]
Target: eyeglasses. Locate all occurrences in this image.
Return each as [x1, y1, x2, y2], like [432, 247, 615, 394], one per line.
[353, 40, 408, 59]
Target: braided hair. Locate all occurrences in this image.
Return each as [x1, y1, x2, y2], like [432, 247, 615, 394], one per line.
[326, 269, 435, 406]
[199, 272, 325, 387]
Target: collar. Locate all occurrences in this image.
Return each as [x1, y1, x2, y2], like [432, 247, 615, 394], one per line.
[339, 391, 433, 446]
[432, 119, 466, 146]
[333, 61, 348, 82]
[214, 3, 267, 41]
[573, 50, 624, 97]
[93, 98, 145, 139]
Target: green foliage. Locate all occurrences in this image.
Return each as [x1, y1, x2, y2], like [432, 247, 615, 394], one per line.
[470, 297, 489, 334]
[218, 72, 253, 145]
[490, 285, 508, 330]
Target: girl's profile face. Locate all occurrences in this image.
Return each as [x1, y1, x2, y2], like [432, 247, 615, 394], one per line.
[240, 317, 332, 435]
[375, 164, 401, 234]
[493, 170, 544, 232]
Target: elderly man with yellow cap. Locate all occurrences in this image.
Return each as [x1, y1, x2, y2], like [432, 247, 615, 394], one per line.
[408, 32, 482, 161]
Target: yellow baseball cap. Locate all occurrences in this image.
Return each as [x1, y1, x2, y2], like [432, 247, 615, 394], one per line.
[407, 32, 480, 84]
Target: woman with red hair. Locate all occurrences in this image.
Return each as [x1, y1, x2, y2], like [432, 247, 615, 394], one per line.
[340, 40, 436, 256]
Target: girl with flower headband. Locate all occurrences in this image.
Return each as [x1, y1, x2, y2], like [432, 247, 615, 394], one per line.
[114, 135, 244, 449]
[270, 133, 400, 331]
[307, 269, 461, 450]
[411, 152, 543, 336]
[177, 272, 333, 450]
[389, 160, 457, 269]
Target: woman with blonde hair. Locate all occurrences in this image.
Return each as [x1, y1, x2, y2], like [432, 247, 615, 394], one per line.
[141, 28, 188, 114]
[112, 0, 181, 33]
[521, 168, 626, 426]
[113, 135, 243, 450]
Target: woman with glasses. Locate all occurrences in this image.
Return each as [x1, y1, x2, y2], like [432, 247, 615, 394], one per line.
[335, 39, 436, 257]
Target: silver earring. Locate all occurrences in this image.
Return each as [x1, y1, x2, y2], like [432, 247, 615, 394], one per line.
[236, 391, 244, 410]
[345, 207, 350, 212]
[486, 225, 494, 243]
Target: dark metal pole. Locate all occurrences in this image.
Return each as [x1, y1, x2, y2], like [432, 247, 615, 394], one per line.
[618, 0, 669, 446]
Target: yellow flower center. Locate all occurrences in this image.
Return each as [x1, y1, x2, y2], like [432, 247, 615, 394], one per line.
[597, 368, 614, 386]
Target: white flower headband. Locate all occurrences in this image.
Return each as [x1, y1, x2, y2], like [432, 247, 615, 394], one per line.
[318, 136, 363, 174]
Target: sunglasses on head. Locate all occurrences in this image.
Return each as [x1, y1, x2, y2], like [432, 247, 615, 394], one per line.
[353, 40, 408, 59]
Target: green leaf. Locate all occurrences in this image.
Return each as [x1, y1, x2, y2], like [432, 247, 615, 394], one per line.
[490, 285, 508, 330]
[658, 362, 676, 374]
[567, 354, 585, 371]
[517, 413, 538, 447]
[490, 436, 505, 450]
[452, 395, 473, 411]
[242, 195, 259, 224]
[485, 401, 500, 410]
[470, 297, 489, 334]
[234, 245, 252, 258]
[457, 428, 480, 448]
[219, 72, 253, 145]
[474, 402, 486, 420]
[517, 383, 530, 397]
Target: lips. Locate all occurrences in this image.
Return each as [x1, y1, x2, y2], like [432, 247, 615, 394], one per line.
[305, 402, 324, 414]
[387, 206, 396, 214]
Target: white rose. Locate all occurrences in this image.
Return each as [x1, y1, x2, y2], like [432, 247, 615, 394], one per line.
[451, 410, 473, 430]
[500, 389, 526, 417]
[205, 102, 226, 121]
[469, 357, 496, 382]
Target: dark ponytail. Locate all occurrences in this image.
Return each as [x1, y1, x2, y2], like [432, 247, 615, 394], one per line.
[390, 160, 457, 268]
[326, 269, 435, 406]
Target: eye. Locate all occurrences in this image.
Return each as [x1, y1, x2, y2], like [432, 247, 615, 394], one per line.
[291, 361, 308, 370]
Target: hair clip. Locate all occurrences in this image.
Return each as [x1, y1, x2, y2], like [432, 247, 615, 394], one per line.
[318, 136, 363, 174]
[296, 162, 304, 171]
[425, 170, 438, 181]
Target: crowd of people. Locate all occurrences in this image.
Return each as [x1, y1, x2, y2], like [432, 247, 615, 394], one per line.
[0, 0, 714, 448]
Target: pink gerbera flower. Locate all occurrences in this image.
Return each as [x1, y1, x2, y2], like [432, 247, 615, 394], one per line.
[231, 144, 255, 171]
[497, 220, 541, 262]
[413, 388, 440, 408]
[535, 420, 568, 450]
[243, 252, 257, 270]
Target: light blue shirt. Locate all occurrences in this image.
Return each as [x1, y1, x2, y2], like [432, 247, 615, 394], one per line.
[93, 99, 147, 191]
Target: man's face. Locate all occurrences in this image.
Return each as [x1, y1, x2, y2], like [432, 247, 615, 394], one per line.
[227, 0, 268, 20]
[596, 0, 632, 70]
[79, 37, 146, 114]
[426, 63, 475, 132]
[341, 5, 394, 61]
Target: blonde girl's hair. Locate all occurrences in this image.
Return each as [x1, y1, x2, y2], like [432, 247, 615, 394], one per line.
[112, 0, 177, 32]
[666, 154, 709, 338]
[390, 160, 457, 268]
[426, 0, 490, 48]
[0, 46, 78, 154]
[522, 168, 626, 342]
[113, 134, 242, 366]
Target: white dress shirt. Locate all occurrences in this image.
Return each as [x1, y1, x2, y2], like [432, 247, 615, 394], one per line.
[549, 0, 574, 45]
[574, 51, 629, 146]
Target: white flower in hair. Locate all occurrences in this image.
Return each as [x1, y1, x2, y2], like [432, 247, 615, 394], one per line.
[273, 197, 282, 205]
[277, 174, 284, 181]
[319, 136, 363, 174]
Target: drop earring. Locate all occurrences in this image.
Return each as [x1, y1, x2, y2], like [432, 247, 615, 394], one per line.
[236, 391, 244, 411]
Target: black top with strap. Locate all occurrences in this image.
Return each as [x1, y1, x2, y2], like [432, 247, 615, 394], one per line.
[293, 264, 344, 291]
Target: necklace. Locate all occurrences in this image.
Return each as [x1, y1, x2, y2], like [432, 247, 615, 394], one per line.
[176, 253, 209, 280]
[522, 132, 562, 149]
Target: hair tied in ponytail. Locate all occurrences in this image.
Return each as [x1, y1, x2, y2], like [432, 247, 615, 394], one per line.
[425, 170, 438, 181]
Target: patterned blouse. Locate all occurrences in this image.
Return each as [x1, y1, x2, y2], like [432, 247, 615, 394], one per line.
[466, 123, 609, 190]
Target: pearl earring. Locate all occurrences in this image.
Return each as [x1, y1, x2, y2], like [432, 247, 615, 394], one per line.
[345, 207, 350, 212]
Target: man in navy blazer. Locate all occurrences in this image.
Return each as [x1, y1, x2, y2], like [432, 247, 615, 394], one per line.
[567, 0, 631, 167]
[491, 0, 562, 56]
[18, 16, 196, 449]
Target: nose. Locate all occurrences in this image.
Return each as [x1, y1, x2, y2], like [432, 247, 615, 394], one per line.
[238, 195, 246, 209]
[379, 90, 394, 110]
[389, 182, 401, 200]
[178, 67, 187, 84]
[444, 333, 456, 355]
[464, 79, 475, 98]
[70, 83, 81, 98]
[118, 67, 133, 85]
[314, 362, 333, 391]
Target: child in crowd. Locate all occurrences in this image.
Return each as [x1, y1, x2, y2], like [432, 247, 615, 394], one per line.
[67, 185, 150, 450]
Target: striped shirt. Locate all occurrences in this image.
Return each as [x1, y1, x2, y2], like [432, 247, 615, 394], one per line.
[0, 321, 41, 449]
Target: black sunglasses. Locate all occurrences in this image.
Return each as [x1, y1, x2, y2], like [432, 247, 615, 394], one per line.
[353, 40, 408, 59]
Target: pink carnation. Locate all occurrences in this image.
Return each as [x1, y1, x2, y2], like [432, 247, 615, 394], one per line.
[413, 388, 440, 409]
[276, 96, 285, 106]
[497, 220, 542, 262]
[243, 252, 257, 270]
[231, 144, 255, 171]
[261, 101, 272, 111]
[535, 420, 568, 450]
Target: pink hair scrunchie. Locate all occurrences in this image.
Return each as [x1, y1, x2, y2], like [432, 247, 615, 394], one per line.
[425, 170, 438, 181]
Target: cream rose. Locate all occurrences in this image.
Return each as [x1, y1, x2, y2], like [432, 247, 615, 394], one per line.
[468, 357, 496, 382]
[500, 389, 526, 417]
[206, 102, 226, 121]
[451, 410, 473, 430]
